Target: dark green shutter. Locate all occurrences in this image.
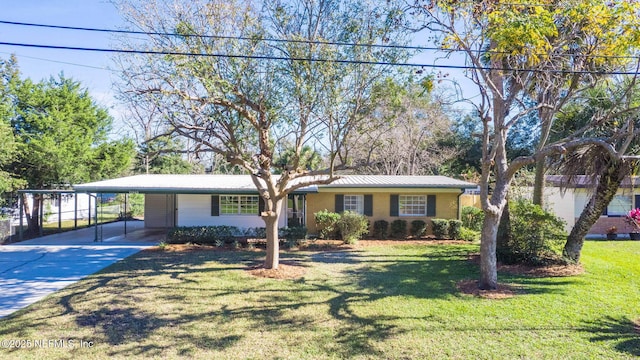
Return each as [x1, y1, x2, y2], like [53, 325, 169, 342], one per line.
[258, 196, 265, 215]
[390, 194, 399, 216]
[364, 195, 373, 216]
[335, 194, 344, 213]
[211, 195, 220, 216]
[427, 195, 436, 217]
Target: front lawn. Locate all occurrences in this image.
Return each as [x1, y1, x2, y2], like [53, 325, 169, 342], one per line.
[0, 241, 638, 359]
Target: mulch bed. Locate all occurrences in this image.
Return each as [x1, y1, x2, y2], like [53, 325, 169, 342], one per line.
[467, 254, 585, 277]
[455, 279, 519, 299]
[246, 262, 307, 280]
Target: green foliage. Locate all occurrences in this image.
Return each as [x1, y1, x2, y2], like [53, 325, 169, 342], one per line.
[372, 220, 389, 239]
[461, 206, 484, 232]
[448, 219, 463, 240]
[390, 219, 408, 239]
[410, 220, 427, 238]
[431, 219, 449, 239]
[167, 226, 238, 245]
[279, 226, 307, 248]
[314, 210, 341, 239]
[497, 199, 567, 265]
[136, 136, 201, 174]
[458, 227, 480, 242]
[9, 75, 134, 188]
[336, 211, 369, 244]
[116, 193, 144, 218]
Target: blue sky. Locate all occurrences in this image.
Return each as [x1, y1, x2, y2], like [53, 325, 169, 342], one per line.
[0, 1, 474, 133]
[0, 0, 122, 115]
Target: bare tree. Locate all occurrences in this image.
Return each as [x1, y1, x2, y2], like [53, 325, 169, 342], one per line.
[345, 79, 458, 175]
[113, 0, 408, 269]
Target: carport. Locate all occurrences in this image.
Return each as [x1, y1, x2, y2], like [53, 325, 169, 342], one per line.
[15, 189, 138, 242]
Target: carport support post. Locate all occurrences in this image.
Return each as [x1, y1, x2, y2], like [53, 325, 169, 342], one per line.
[124, 193, 127, 235]
[94, 194, 99, 242]
[19, 194, 23, 241]
[74, 193, 78, 230]
[38, 195, 43, 238]
[57, 194, 62, 233]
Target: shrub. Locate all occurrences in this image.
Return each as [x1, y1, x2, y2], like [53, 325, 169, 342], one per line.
[244, 227, 266, 239]
[314, 210, 341, 239]
[372, 220, 389, 239]
[280, 226, 308, 248]
[390, 220, 408, 239]
[458, 227, 480, 242]
[431, 219, 449, 239]
[448, 220, 463, 240]
[461, 206, 484, 231]
[410, 220, 427, 238]
[167, 225, 238, 245]
[337, 211, 369, 244]
[497, 198, 567, 265]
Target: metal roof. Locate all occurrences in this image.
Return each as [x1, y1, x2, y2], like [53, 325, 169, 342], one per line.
[73, 174, 476, 194]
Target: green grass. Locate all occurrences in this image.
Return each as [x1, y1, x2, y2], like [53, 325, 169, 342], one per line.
[0, 241, 638, 359]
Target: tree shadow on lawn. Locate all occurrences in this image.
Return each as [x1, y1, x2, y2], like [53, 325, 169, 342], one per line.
[0, 246, 584, 359]
[580, 315, 640, 357]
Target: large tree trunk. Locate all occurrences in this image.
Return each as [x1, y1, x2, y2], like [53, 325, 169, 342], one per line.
[22, 193, 41, 235]
[532, 157, 546, 207]
[564, 160, 627, 262]
[479, 211, 500, 290]
[263, 198, 283, 269]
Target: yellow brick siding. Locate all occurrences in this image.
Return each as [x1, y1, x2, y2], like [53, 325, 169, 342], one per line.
[305, 190, 461, 235]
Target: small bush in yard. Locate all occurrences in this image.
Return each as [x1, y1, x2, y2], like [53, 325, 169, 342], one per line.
[280, 226, 308, 248]
[461, 206, 484, 231]
[410, 220, 427, 238]
[459, 227, 480, 242]
[390, 219, 408, 239]
[337, 211, 369, 244]
[372, 220, 389, 239]
[431, 219, 449, 239]
[314, 210, 341, 239]
[448, 220, 463, 240]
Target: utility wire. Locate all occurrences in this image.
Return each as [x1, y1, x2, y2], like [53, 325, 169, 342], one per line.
[1, 19, 640, 61]
[0, 40, 639, 75]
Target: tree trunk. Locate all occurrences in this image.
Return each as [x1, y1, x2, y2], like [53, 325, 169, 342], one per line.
[496, 198, 511, 262]
[479, 211, 500, 290]
[532, 157, 546, 207]
[564, 160, 627, 262]
[263, 198, 283, 269]
[264, 215, 280, 269]
[23, 193, 41, 235]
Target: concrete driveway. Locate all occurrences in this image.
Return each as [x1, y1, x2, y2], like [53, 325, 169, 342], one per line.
[0, 221, 163, 318]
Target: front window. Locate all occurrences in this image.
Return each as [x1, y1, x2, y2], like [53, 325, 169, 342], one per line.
[220, 195, 259, 215]
[399, 195, 426, 216]
[607, 195, 632, 216]
[344, 195, 364, 214]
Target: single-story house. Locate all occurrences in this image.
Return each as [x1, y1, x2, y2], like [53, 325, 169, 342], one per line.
[543, 175, 640, 235]
[74, 174, 477, 235]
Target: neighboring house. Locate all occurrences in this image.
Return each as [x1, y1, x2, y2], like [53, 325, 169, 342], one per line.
[542, 175, 640, 235]
[74, 174, 477, 235]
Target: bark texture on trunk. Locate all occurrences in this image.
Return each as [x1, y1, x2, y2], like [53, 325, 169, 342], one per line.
[532, 158, 546, 207]
[264, 215, 280, 269]
[479, 212, 500, 290]
[564, 161, 627, 262]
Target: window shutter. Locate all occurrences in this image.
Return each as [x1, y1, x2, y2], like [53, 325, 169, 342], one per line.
[211, 195, 220, 216]
[364, 195, 373, 216]
[335, 194, 344, 213]
[427, 195, 436, 217]
[258, 196, 265, 215]
[390, 194, 399, 216]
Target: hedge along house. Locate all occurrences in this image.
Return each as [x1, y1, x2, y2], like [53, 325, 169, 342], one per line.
[74, 174, 477, 235]
[304, 175, 477, 235]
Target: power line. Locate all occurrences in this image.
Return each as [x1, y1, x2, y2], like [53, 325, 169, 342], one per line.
[0, 51, 111, 71]
[2, 18, 639, 62]
[0, 19, 429, 52]
[0, 40, 638, 75]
